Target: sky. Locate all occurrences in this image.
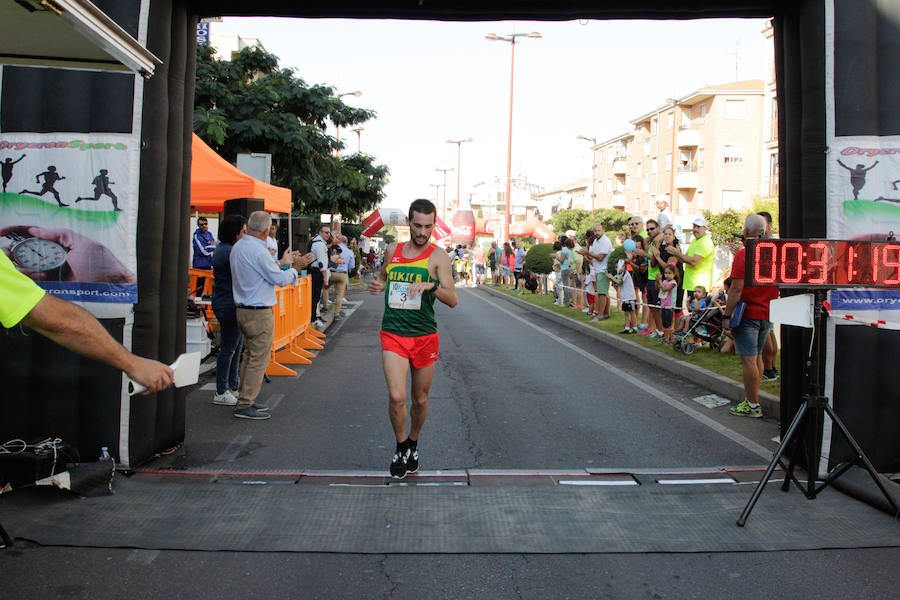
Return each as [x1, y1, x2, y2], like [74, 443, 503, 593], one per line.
[211, 17, 772, 211]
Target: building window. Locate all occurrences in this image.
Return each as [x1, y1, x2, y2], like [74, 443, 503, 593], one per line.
[698, 147, 705, 168]
[769, 97, 778, 142]
[696, 190, 703, 209]
[667, 112, 674, 130]
[700, 104, 708, 120]
[722, 190, 743, 211]
[644, 139, 651, 156]
[636, 162, 642, 177]
[666, 152, 672, 171]
[725, 99, 746, 119]
[625, 174, 630, 190]
[652, 157, 658, 174]
[643, 174, 650, 193]
[768, 152, 779, 197]
[723, 144, 744, 165]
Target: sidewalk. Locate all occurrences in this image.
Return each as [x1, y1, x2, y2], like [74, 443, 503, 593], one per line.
[479, 284, 781, 418]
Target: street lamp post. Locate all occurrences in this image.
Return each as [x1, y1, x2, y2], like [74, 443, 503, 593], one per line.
[446, 139, 472, 217]
[352, 127, 364, 153]
[334, 90, 362, 151]
[577, 135, 598, 215]
[486, 31, 541, 241]
[430, 183, 443, 210]
[435, 167, 455, 222]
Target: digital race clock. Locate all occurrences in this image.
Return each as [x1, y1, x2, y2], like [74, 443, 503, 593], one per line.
[745, 239, 900, 288]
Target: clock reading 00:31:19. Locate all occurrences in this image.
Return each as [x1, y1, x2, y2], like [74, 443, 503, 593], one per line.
[746, 239, 900, 288]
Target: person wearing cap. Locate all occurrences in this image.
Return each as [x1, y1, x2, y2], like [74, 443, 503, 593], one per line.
[655, 199, 673, 230]
[664, 216, 715, 308]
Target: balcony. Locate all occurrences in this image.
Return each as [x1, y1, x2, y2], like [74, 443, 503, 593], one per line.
[677, 126, 700, 147]
[612, 192, 626, 207]
[675, 167, 699, 189]
[612, 157, 628, 175]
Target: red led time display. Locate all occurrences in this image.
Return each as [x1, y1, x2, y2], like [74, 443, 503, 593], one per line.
[745, 239, 900, 288]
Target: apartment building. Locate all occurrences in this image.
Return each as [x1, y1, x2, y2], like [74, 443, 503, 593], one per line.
[761, 21, 779, 200]
[469, 176, 546, 223]
[593, 80, 768, 220]
[532, 178, 592, 219]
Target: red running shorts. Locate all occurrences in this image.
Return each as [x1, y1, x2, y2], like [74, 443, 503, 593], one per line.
[380, 331, 440, 369]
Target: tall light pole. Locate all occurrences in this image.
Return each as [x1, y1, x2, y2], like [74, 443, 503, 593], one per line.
[435, 167, 455, 222]
[351, 127, 364, 153]
[446, 139, 473, 216]
[334, 90, 362, 151]
[430, 183, 443, 208]
[486, 31, 541, 241]
[577, 135, 597, 215]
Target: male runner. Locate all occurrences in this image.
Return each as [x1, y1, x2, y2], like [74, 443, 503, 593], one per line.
[368, 199, 458, 479]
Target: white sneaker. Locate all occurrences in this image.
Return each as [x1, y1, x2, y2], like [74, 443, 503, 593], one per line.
[213, 391, 237, 406]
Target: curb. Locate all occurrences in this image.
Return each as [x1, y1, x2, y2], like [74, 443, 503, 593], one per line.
[479, 285, 780, 418]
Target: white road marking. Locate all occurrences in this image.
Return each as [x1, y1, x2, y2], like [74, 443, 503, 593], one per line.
[266, 393, 285, 411]
[558, 480, 639, 486]
[125, 549, 160, 564]
[658, 478, 735, 485]
[473, 293, 774, 461]
[692, 394, 731, 409]
[214, 434, 253, 463]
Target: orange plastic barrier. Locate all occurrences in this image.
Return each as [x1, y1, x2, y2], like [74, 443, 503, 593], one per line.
[186, 269, 325, 377]
[266, 275, 326, 376]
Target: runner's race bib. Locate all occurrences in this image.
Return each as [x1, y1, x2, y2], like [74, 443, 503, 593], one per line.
[388, 281, 422, 310]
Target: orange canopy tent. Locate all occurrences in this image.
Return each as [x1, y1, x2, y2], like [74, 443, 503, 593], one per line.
[190, 133, 292, 213]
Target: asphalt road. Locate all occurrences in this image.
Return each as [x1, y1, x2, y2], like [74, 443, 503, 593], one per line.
[146, 285, 780, 474]
[3, 284, 897, 599]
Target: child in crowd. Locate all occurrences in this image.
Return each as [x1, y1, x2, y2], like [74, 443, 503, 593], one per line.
[676, 285, 709, 333]
[714, 278, 735, 354]
[657, 263, 680, 345]
[614, 257, 638, 334]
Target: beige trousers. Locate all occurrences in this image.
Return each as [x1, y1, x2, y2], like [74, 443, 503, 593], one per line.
[236, 307, 274, 408]
[329, 271, 348, 315]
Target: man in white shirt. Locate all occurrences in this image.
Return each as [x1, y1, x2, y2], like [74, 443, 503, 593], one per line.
[656, 199, 673, 230]
[266, 222, 279, 259]
[578, 223, 612, 321]
[230, 211, 309, 420]
[308, 224, 332, 328]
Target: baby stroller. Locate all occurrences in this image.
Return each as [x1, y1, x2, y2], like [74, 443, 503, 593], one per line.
[673, 307, 726, 355]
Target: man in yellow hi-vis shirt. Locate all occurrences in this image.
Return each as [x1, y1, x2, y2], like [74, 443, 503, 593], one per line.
[0, 252, 173, 394]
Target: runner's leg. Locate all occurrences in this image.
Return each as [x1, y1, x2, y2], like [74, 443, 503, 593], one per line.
[383, 350, 411, 442]
[408, 362, 435, 441]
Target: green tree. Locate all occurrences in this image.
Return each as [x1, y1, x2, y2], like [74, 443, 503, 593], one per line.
[524, 243, 554, 274]
[547, 208, 630, 244]
[193, 44, 389, 219]
[702, 209, 744, 247]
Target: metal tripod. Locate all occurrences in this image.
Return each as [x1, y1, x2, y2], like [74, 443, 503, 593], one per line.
[737, 290, 899, 526]
[0, 520, 12, 548]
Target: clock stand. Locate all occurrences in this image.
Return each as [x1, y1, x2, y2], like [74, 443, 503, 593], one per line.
[736, 289, 899, 526]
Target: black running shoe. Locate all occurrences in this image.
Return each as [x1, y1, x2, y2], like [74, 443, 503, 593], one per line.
[390, 448, 408, 479]
[406, 447, 419, 474]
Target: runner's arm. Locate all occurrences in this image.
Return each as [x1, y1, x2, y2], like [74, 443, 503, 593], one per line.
[429, 248, 457, 308]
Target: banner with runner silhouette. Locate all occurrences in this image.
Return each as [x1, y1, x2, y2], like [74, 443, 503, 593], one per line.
[0, 133, 138, 303]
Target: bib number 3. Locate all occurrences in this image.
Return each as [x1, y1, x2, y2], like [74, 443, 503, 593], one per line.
[388, 281, 423, 310]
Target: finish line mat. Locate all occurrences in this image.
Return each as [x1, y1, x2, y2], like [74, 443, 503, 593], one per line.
[2, 477, 898, 553]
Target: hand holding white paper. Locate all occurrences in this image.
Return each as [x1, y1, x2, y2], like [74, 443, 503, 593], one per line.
[127, 352, 201, 395]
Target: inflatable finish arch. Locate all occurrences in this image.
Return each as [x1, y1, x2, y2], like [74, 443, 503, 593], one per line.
[1, 0, 897, 471]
